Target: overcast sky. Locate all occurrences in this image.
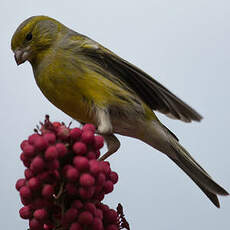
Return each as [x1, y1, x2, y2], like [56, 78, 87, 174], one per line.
[1, 0, 230, 229]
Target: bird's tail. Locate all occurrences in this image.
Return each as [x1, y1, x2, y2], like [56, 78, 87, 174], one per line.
[140, 121, 229, 207]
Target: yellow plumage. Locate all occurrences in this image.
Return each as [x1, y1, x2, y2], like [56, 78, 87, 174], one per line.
[11, 15, 228, 207]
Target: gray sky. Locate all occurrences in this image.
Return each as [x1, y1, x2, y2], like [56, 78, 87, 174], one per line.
[1, 0, 230, 229]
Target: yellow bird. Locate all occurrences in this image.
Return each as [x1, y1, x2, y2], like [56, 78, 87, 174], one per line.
[11, 15, 228, 207]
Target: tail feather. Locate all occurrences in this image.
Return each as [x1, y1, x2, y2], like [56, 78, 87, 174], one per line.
[168, 138, 228, 207]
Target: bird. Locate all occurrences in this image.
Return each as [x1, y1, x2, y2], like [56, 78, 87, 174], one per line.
[11, 15, 228, 207]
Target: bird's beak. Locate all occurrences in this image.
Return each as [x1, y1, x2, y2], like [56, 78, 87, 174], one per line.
[14, 49, 30, 65]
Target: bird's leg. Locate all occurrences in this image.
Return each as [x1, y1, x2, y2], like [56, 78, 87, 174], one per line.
[99, 134, 121, 161]
[95, 108, 120, 160]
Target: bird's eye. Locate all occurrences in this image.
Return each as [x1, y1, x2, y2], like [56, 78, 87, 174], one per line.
[25, 32, 33, 41]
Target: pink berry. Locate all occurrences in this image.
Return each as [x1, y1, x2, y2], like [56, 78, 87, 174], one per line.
[78, 211, 93, 225]
[28, 134, 40, 145]
[57, 125, 69, 140]
[56, 143, 67, 157]
[70, 128, 82, 140]
[83, 124, 96, 133]
[73, 156, 89, 171]
[20, 140, 29, 150]
[93, 136, 104, 150]
[73, 142, 87, 155]
[45, 146, 58, 160]
[29, 218, 43, 230]
[100, 161, 111, 176]
[70, 222, 83, 230]
[28, 177, 41, 190]
[19, 206, 32, 219]
[66, 183, 78, 195]
[23, 144, 35, 158]
[42, 184, 54, 198]
[81, 130, 94, 144]
[66, 168, 79, 182]
[71, 200, 83, 209]
[43, 133, 56, 144]
[92, 217, 103, 230]
[33, 208, 48, 221]
[20, 186, 32, 199]
[96, 173, 106, 186]
[86, 151, 97, 160]
[30, 156, 45, 173]
[33, 136, 48, 151]
[109, 172, 119, 184]
[80, 173, 95, 187]
[15, 178, 26, 191]
[89, 160, 101, 175]
[104, 181, 114, 194]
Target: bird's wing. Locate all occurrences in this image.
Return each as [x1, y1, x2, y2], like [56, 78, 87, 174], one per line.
[77, 36, 202, 122]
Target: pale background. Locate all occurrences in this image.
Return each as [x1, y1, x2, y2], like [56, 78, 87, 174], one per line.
[1, 0, 230, 229]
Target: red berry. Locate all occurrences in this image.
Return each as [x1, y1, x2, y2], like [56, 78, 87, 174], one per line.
[78, 186, 95, 199]
[29, 218, 43, 230]
[97, 203, 109, 212]
[66, 168, 79, 182]
[66, 183, 78, 195]
[71, 200, 83, 209]
[56, 143, 67, 157]
[30, 156, 45, 173]
[78, 211, 93, 225]
[33, 208, 48, 221]
[92, 217, 103, 230]
[43, 133, 56, 144]
[100, 161, 111, 176]
[70, 128, 82, 140]
[95, 209, 103, 219]
[57, 125, 69, 140]
[94, 192, 105, 202]
[45, 146, 58, 160]
[96, 173, 106, 186]
[104, 209, 118, 224]
[81, 130, 94, 144]
[93, 136, 104, 150]
[80, 173, 95, 187]
[15, 178, 26, 191]
[23, 144, 35, 158]
[95, 150, 100, 159]
[52, 122, 61, 129]
[20, 186, 32, 199]
[89, 160, 101, 175]
[70, 222, 83, 230]
[82, 124, 96, 133]
[28, 134, 40, 145]
[73, 156, 89, 171]
[24, 168, 34, 179]
[109, 172, 118, 184]
[42, 184, 54, 198]
[19, 206, 32, 219]
[63, 208, 78, 223]
[28, 177, 41, 190]
[85, 202, 96, 215]
[104, 181, 114, 194]
[73, 142, 87, 155]
[105, 225, 118, 230]
[20, 140, 29, 150]
[46, 159, 59, 170]
[44, 224, 54, 230]
[33, 136, 48, 151]
[86, 151, 97, 160]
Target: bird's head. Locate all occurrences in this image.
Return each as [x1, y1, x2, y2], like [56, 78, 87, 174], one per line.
[11, 16, 61, 65]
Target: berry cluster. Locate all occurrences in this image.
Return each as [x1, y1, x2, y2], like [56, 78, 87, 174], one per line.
[16, 116, 129, 230]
